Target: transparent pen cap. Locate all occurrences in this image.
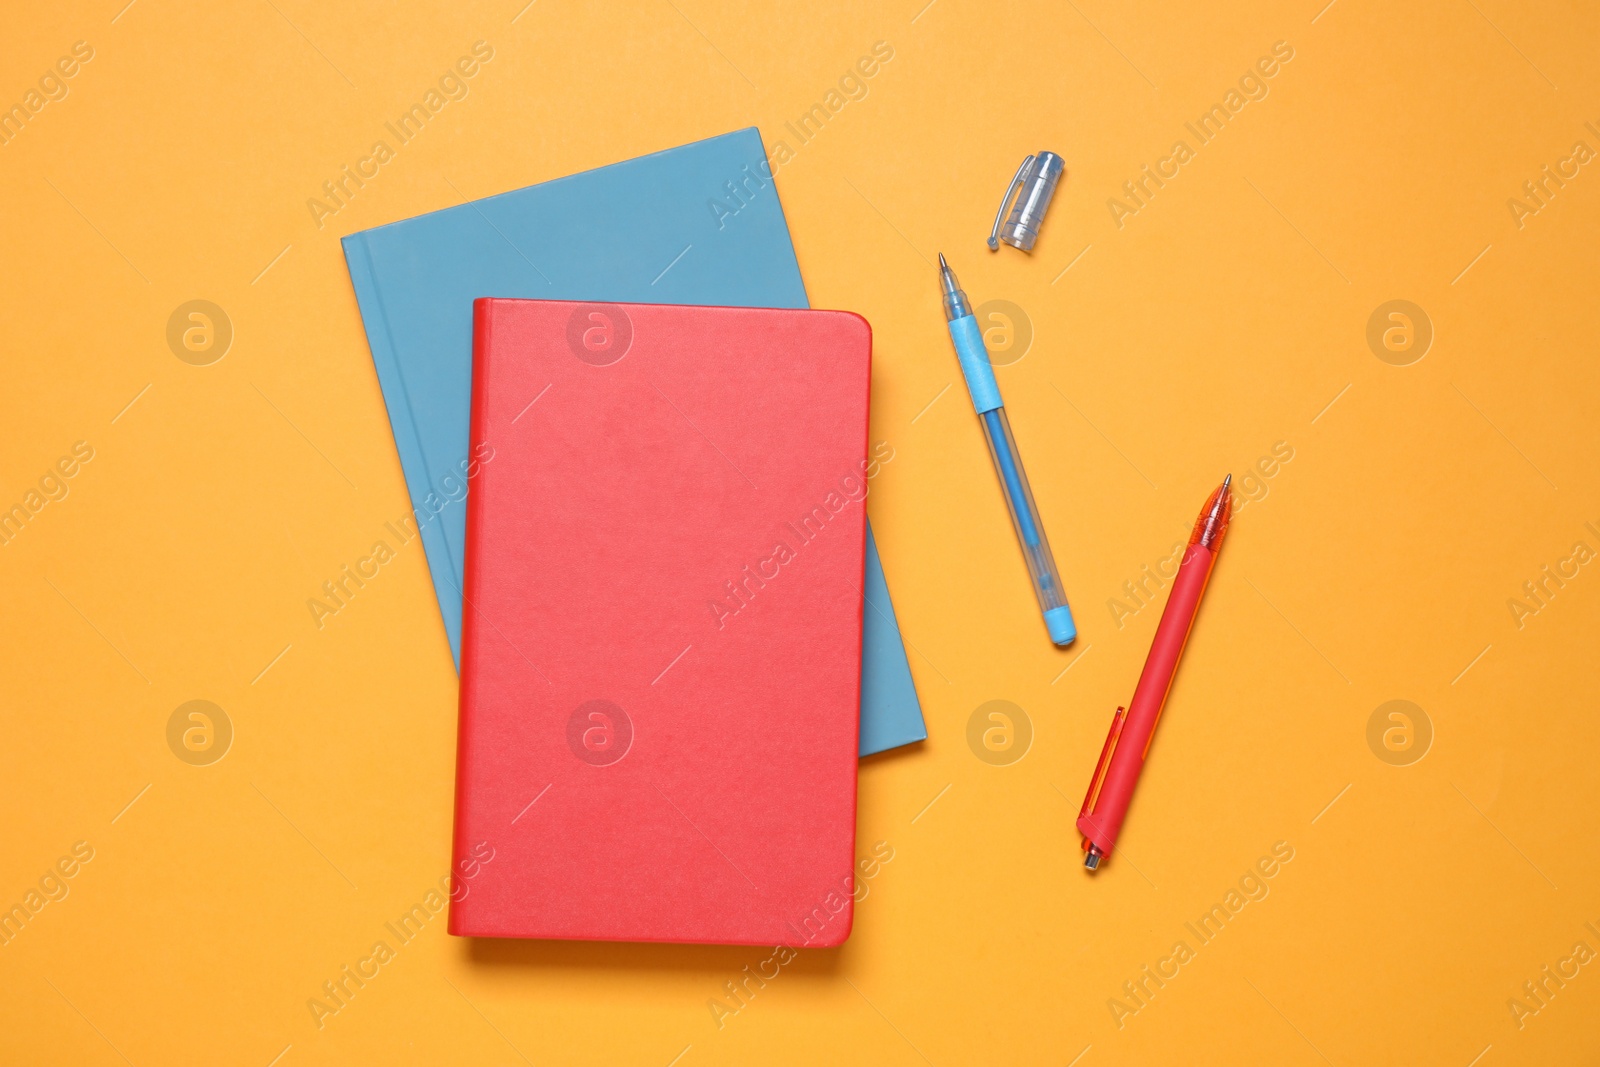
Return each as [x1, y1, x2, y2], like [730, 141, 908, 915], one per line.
[988, 151, 1066, 253]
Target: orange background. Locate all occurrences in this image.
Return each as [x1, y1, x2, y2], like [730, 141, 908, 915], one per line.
[2, 1, 1598, 1064]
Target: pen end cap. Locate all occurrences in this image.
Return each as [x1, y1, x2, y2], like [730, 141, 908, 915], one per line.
[1044, 606, 1077, 645]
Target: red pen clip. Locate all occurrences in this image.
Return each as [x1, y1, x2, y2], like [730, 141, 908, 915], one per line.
[1079, 706, 1126, 826]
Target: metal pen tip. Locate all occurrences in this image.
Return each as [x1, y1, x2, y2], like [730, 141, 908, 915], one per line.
[937, 254, 968, 320]
[1194, 475, 1234, 549]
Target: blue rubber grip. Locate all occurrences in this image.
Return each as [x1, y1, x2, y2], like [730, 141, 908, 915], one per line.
[949, 315, 1002, 413]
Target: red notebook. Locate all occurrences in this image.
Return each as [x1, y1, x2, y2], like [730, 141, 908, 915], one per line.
[449, 298, 871, 945]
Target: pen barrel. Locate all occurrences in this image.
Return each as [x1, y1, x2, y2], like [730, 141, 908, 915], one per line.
[1077, 542, 1216, 851]
[979, 407, 1070, 621]
[945, 311, 1075, 644]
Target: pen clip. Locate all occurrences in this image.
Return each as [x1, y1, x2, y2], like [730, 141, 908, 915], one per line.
[987, 155, 1036, 250]
[1079, 706, 1126, 819]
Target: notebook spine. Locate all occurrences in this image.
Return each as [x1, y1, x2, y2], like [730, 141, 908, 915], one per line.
[447, 297, 498, 934]
[341, 232, 467, 664]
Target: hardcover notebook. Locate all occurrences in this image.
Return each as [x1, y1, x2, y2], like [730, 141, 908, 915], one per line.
[451, 298, 869, 944]
[340, 127, 926, 757]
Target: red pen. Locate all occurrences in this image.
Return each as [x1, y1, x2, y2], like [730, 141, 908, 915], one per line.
[1077, 475, 1233, 871]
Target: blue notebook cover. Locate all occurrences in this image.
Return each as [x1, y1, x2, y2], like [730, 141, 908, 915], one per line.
[341, 128, 925, 756]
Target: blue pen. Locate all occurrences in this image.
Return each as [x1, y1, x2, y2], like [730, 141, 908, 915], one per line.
[939, 253, 1076, 645]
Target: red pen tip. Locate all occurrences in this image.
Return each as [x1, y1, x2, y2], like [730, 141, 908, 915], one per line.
[1190, 477, 1233, 549]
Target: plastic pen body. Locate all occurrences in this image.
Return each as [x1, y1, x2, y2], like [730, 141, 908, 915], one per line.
[940, 256, 1076, 645]
[1077, 478, 1231, 868]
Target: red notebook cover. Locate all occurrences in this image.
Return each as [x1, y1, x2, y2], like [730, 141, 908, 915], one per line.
[449, 298, 871, 945]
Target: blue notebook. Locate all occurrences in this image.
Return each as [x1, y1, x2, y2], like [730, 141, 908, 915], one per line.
[342, 128, 925, 756]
